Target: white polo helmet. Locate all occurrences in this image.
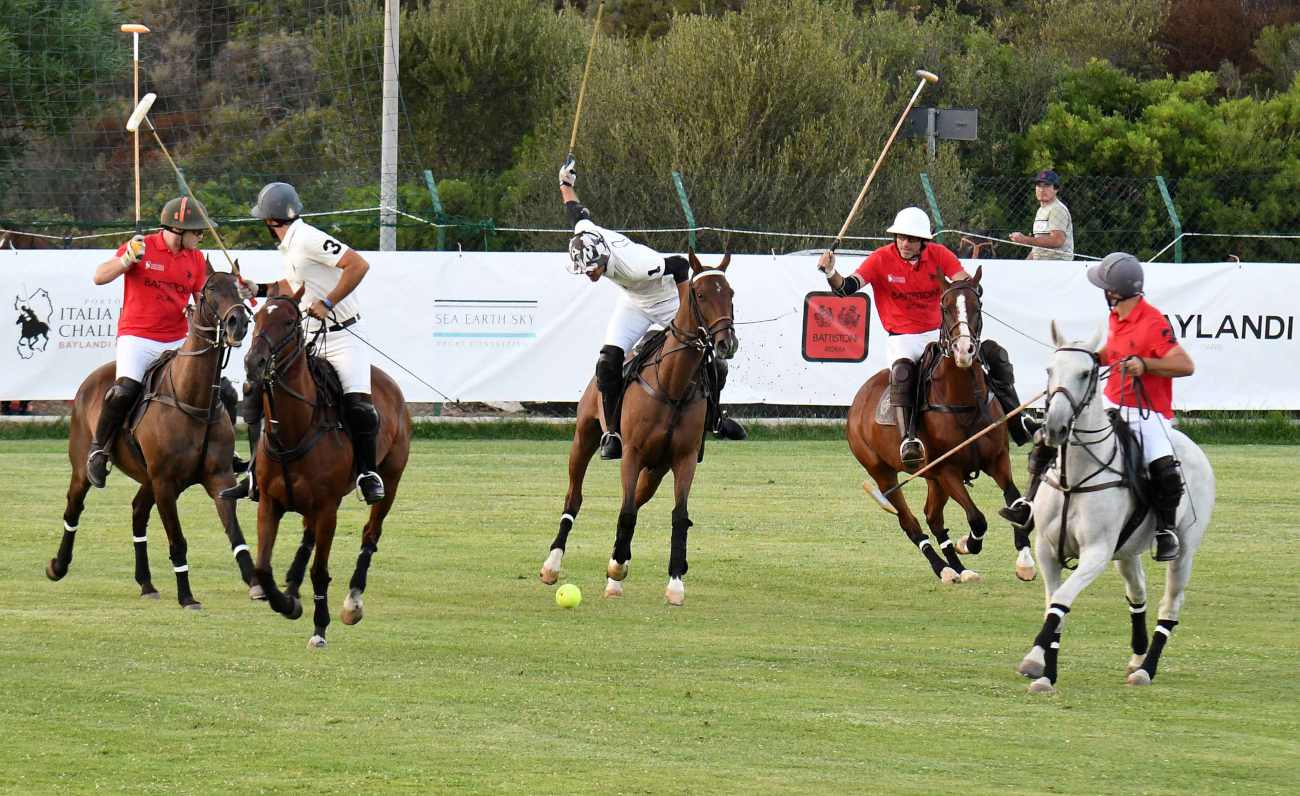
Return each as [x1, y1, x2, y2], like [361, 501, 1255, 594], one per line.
[886, 207, 934, 240]
[567, 230, 610, 275]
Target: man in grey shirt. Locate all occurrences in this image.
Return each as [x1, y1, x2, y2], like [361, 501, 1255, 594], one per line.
[1011, 169, 1074, 260]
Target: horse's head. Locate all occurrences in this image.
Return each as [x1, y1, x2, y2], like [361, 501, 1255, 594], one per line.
[686, 251, 737, 360]
[937, 264, 982, 368]
[195, 260, 251, 348]
[1043, 320, 1105, 446]
[245, 283, 306, 386]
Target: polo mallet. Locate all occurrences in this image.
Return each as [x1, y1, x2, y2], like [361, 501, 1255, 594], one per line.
[830, 69, 939, 252]
[865, 389, 1047, 514]
[567, 0, 605, 157]
[120, 23, 150, 230]
[126, 93, 241, 279]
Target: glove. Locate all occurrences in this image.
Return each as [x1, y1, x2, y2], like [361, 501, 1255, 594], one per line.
[236, 277, 256, 302]
[119, 235, 146, 269]
[558, 154, 577, 188]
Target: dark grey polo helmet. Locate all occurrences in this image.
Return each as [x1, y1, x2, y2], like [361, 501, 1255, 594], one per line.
[1086, 251, 1144, 298]
[250, 182, 303, 222]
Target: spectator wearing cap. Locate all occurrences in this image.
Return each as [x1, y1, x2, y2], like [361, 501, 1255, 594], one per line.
[1010, 169, 1074, 261]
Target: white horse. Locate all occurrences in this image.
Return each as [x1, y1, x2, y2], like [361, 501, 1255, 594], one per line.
[1017, 322, 1215, 694]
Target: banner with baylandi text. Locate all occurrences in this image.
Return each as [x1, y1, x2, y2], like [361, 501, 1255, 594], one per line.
[3, 249, 1298, 409]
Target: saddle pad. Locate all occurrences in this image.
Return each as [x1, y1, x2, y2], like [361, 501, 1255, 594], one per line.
[620, 328, 670, 387]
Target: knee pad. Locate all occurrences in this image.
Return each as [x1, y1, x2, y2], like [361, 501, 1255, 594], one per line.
[219, 377, 238, 408]
[712, 358, 729, 390]
[890, 359, 917, 402]
[595, 345, 624, 393]
[981, 339, 1014, 382]
[1148, 456, 1183, 492]
[1028, 442, 1057, 477]
[241, 381, 264, 418]
[344, 393, 380, 432]
[105, 377, 142, 405]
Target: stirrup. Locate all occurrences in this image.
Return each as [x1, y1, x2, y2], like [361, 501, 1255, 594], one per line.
[86, 447, 112, 489]
[999, 497, 1033, 530]
[899, 437, 926, 473]
[1152, 529, 1180, 562]
[356, 471, 386, 505]
[599, 431, 623, 460]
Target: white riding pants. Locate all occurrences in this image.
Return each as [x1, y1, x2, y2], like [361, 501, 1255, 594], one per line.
[602, 297, 678, 352]
[885, 329, 939, 364]
[1103, 397, 1174, 464]
[115, 335, 186, 382]
[307, 320, 372, 394]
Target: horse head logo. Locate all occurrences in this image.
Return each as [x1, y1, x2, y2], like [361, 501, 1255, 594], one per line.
[14, 288, 53, 359]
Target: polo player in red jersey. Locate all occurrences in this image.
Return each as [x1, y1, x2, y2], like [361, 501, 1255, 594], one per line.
[1002, 252, 1195, 561]
[86, 197, 212, 488]
[817, 207, 1037, 472]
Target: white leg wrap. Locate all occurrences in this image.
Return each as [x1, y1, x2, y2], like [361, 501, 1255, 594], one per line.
[232, 544, 249, 556]
[560, 513, 575, 524]
[1154, 625, 1173, 638]
[1128, 602, 1147, 614]
[64, 522, 77, 533]
[132, 535, 147, 543]
[173, 564, 189, 573]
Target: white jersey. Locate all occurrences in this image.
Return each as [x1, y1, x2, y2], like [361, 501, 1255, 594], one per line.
[278, 219, 361, 323]
[575, 219, 678, 312]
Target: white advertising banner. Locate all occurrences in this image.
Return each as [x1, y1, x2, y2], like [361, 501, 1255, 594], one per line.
[4, 249, 1298, 409]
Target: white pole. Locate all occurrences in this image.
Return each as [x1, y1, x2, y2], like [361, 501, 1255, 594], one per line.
[379, 0, 399, 251]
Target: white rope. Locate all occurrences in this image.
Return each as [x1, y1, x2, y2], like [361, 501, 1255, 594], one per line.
[1147, 232, 1300, 263]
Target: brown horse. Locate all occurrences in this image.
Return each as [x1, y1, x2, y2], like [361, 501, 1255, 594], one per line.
[242, 285, 411, 647]
[540, 252, 736, 606]
[49, 267, 255, 607]
[847, 265, 1026, 583]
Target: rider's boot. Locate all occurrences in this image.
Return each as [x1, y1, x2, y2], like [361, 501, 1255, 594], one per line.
[86, 377, 141, 488]
[220, 384, 262, 502]
[981, 339, 1037, 445]
[346, 392, 386, 505]
[1149, 455, 1184, 562]
[595, 345, 625, 460]
[709, 359, 747, 440]
[999, 439, 1058, 531]
[891, 358, 926, 473]
[219, 377, 248, 473]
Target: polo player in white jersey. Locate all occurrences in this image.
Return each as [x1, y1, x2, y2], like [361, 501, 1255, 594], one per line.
[224, 182, 385, 505]
[559, 156, 745, 460]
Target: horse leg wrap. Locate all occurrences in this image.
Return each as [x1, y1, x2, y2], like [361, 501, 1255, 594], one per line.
[1043, 631, 1062, 684]
[1128, 601, 1149, 656]
[1034, 604, 1070, 650]
[51, 528, 77, 577]
[1140, 619, 1178, 679]
[669, 507, 692, 579]
[285, 528, 315, 593]
[349, 542, 377, 592]
[915, 538, 947, 576]
[613, 510, 637, 563]
[133, 536, 151, 585]
[311, 571, 332, 634]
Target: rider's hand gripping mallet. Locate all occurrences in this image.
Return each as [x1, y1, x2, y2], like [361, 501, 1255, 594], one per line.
[829, 69, 939, 253]
[567, 0, 605, 158]
[865, 389, 1048, 514]
[126, 93, 243, 281]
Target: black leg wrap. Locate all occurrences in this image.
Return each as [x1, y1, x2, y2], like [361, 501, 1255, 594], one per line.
[613, 509, 637, 563]
[1034, 604, 1069, 649]
[133, 538, 151, 585]
[1128, 601, 1149, 656]
[916, 539, 947, 576]
[349, 543, 376, 592]
[311, 570, 331, 634]
[1140, 619, 1178, 678]
[285, 528, 315, 593]
[1044, 630, 1062, 684]
[50, 530, 76, 578]
[669, 507, 692, 579]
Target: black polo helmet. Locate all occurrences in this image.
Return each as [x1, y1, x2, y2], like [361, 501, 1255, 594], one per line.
[250, 182, 303, 222]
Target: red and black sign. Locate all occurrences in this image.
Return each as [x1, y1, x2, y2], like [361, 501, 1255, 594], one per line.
[802, 292, 869, 362]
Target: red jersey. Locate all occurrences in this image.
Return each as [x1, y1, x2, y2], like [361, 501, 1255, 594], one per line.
[114, 232, 206, 342]
[850, 243, 964, 334]
[1102, 297, 1178, 418]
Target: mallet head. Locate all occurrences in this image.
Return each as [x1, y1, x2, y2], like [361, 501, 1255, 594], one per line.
[120, 23, 151, 34]
[126, 93, 157, 132]
[916, 69, 939, 84]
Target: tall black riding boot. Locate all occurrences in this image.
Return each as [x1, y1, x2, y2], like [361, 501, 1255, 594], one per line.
[220, 384, 262, 502]
[219, 377, 248, 473]
[87, 377, 142, 488]
[709, 359, 747, 440]
[595, 345, 625, 460]
[998, 441, 1058, 532]
[890, 359, 925, 473]
[346, 393, 385, 505]
[981, 339, 1036, 445]
[1148, 456, 1184, 561]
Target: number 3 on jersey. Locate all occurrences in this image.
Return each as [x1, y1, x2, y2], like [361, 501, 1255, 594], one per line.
[322, 239, 342, 255]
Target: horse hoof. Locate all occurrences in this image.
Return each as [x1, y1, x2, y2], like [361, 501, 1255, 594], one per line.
[665, 579, 685, 606]
[604, 579, 624, 598]
[540, 550, 563, 584]
[308, 634, 327, 649]
[285, 597, 303, 620]
[956, 535, 982, 556]
[45, 559, 65, 581]
[960, 569, 982, 584]
[606, 559, 628, 581]
[1018, 651, 1045, 679]
[1125, 655, 1146, 675]
[939, 567, 960, 584]
[181, 601, 202, 611]
[1015, 549, 1037, 582]
[340, 607, 362, 625]
[1127, 669, 1152, 687]
[1027, 677, 1057, 695]
[539, 566, 559, 586]
[248, 583, 266, 601]
[140, 588, 160, 600]
[1015, 565, 1037, 582]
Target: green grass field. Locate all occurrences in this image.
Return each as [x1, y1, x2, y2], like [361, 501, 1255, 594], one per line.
[2, 439, 1297, 794]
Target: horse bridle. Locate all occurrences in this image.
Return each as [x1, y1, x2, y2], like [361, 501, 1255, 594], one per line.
[181, 275, 252, 358]
[938, 281, 982, 358]
[1048, 346, 1104, 424]
[250, 295, 314, 404]
[670, 271, 734, 352]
